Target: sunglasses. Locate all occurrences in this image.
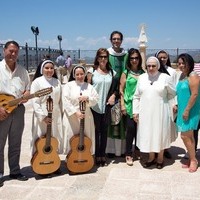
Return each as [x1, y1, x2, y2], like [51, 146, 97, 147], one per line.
[147, 65, 157, 68]
[99, 56, 108, 59]
[130, 57, 139, 60]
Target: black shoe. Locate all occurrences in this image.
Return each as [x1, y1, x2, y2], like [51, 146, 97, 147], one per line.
[107, 153, 115, 158]
[156, 162, 164, 169]
[38, 174, 52, 179]
[95, 157, 101, 166]
[143, 159, 156, 168]
[101, 157, 107, 167]
[164, 150, 172, 159]
[0, 178, 4, 187]
[9, 173, 28, 181]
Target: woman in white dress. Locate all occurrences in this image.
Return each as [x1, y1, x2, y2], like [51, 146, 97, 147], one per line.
[133, 56, 176, 169]
[155, 50, 179, 159]
[62, 65, 98, 155]
[30, 60, 63, 156]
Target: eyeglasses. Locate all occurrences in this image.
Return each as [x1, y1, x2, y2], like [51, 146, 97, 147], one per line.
[147, 65, 157, 68]
[99, 56, 108, 59]
[130, 57, 139, 60]
[112, 38, 121, 41]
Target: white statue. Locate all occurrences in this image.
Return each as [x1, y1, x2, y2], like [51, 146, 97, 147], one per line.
[138, 24, 148, 46]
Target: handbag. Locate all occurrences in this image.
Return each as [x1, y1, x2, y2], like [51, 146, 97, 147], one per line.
[110, 101, 121, 125]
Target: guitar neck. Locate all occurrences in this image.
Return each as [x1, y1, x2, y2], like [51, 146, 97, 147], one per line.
[46, 113, 52, 147]
[79, 116, 85, 148]
[8, 93, 36, 107]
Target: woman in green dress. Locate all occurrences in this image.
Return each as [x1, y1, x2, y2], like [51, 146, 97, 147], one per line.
[120, 48, 144, 165]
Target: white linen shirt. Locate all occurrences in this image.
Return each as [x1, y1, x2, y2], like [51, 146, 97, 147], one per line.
[0, 59, 30, 98]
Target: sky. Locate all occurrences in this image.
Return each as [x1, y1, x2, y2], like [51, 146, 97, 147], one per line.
[1, 0, 200, 51]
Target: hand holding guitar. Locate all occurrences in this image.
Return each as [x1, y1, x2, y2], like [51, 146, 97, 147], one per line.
[78, 95, 89, 103]
[43, 116, 53, 125]
[76, 110, 85, 120]
[0, 107, 9, 121]
[18, 90, 31, 104]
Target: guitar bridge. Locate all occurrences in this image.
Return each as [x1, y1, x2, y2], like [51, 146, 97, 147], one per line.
[39, 161, 54, 165]
[74, 160, 88, 163]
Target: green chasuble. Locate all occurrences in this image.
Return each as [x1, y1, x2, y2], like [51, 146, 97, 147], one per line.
[107, 47, 127, 139]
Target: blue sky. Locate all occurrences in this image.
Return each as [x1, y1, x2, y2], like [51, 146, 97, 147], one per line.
[1, 0, 200, 50]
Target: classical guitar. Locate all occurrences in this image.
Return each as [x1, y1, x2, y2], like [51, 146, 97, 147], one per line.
[0, 87, 53, 113]
[31, 96, 61, 175]
[66, 98, 94, 174]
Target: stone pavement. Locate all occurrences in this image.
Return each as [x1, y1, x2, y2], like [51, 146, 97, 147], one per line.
[1, 102, 200, 200]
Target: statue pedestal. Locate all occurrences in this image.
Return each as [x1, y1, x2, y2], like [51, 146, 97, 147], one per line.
[139, 44, 147, 71]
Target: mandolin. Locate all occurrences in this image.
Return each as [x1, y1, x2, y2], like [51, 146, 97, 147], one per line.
[0, 87, 53, 113]
[66, 98, 94, 174]
[31, 96, 61, 175]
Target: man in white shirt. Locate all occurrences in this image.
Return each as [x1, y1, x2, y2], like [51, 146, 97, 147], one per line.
[0, 41, 30, 187]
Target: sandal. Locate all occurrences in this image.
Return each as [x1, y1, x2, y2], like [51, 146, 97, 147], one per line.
[189, 159, 198, 173]
[126, 156, 133, 166]
[182, 161, 190, 169]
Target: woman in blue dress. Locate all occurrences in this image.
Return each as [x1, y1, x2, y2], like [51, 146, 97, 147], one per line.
[176, 53, 200, 172]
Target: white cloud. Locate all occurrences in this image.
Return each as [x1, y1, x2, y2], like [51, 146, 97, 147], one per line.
[76, 36, 86, 42]
[123, 37, 139, 49]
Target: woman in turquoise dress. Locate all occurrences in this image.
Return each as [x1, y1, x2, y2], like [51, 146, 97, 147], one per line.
[120, 48, 144, 165]
[176, 53, 200, 173]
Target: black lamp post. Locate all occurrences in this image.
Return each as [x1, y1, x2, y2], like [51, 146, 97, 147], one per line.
[57, 35, 62, 51]
[31, 26, 39, 66]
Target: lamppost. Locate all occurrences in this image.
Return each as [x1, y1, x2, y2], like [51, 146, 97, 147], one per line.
[31, 26, 39, 66]
[57, 35, 62, 51]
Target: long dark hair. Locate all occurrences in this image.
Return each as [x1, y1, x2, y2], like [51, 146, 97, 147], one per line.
[93, 48, 112, 73]
[178, 53, 194, 76]
[126, 48, 143, 71]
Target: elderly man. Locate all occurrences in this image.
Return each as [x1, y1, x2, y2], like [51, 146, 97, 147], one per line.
[0, 41, 30, 187]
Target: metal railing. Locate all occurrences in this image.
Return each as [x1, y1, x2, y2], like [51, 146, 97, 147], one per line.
[0, 43, 200, 72]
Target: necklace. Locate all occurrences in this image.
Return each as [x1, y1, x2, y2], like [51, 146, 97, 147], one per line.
[129, 69, 142, 76]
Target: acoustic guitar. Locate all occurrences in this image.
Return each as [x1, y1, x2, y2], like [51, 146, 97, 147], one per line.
[66, 99, 94, 174]
[0, 87, 53, 113]
[31, 96, 61, 175]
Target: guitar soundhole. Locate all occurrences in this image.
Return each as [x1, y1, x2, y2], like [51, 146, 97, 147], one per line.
[43, 145, 52, 153]
[78, 145, 84, 151]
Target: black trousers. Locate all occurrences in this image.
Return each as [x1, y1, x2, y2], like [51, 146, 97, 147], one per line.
[91, 109, 108, 157]
[125, 115, 138, 156]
